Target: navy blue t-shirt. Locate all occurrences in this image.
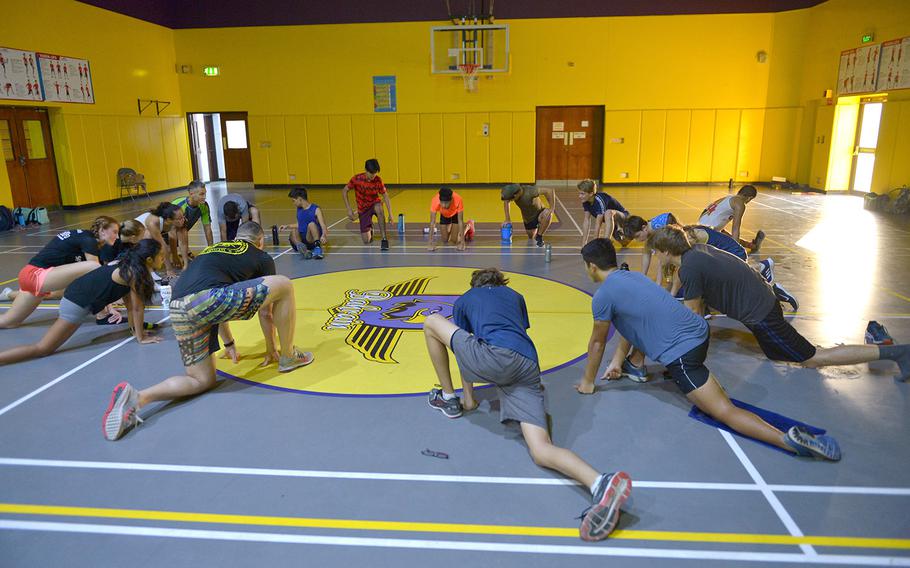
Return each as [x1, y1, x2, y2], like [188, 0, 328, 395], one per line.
[699, 226, 747, 261]
[582, 192, 627, 218]
[453, 285, 538, 364]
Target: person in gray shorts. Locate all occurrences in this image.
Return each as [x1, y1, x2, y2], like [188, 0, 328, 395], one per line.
[422, 267, 631, 542]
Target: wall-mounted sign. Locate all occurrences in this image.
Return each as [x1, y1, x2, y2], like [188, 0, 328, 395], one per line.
[0, 47, 42, 101]
[373, 75, 397, 112]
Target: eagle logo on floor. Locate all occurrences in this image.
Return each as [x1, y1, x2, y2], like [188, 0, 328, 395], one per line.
[323, 277, 458, 364]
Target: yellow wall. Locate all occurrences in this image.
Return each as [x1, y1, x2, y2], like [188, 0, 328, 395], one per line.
[0, 0, 189, 207]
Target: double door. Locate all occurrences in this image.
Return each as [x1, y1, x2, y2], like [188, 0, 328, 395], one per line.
[535, 106, 604, 181]
[0, 107, 60, 207]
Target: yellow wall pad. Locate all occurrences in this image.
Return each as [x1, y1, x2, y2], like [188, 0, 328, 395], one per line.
[1, 503, 908, 550]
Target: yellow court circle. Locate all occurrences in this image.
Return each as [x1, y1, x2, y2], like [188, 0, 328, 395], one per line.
[217, 267, 593, 397]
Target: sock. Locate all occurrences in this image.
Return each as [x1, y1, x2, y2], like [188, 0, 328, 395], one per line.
[441, 390, 456, 401]
[879, 344, 910, 379]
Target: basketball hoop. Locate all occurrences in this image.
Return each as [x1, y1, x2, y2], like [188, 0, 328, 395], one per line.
[458, 63, 480, 92]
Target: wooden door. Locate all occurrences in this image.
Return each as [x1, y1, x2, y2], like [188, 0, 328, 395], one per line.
[810, 104, 834, 189]
[535, 106, 604, 181]
[219, 112, 253, 182]
[0, 107, 60, 207]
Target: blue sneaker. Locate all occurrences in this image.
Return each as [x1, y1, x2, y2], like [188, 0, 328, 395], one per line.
[579, 471, 632, 541]
[621, 358, 649, 383]
[785, 426, 841, 461]
[865, 321, 893, 345]
[312, 245, 324, 259]
[758, 258, 774, 283]
[773, 283, 799, 312]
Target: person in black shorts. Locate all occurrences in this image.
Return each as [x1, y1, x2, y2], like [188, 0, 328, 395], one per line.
[102, 222, 315, 441]
[0, 239, 162, 366]
[648, 225, 910, 381]
[423, 267, 632, 541]
[0, 216, 120, 329]
[579, 238, 841, 461]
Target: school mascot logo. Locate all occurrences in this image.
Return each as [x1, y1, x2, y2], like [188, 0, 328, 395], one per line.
[323, 277, 458, 363]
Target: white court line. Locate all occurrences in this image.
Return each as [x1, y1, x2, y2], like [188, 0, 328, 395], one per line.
[0, 315, 170, 419]
[0, 246, 26, 254]
[720, 430, 816, 556]
[1, 521, 908, 566]
[2, 457, 908, 496]
[271, 247, 294, 260]
[555, 194, 584, 236]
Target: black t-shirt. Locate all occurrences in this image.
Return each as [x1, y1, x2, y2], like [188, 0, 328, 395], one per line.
[63, 265, 131, 314]
[679, 244, 776, 325]
[29, 230, 101, 269]
[172, 240, 276, 298]
[99, 239, 127, 264]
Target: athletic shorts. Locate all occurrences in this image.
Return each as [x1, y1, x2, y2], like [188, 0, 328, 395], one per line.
[358, 205, 380, 233]
[523, 215, 541, 231]
[438, 214, 456, 225]
[745, 303, 817, 363]
[450, 329, 546, 429]
[17, 264, 55, 297]
[170, 278, 270, 366]
[665, 338, 711, 394]
[58, 297, 92, 324]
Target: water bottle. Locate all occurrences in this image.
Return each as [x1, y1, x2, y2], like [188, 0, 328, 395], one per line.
[160, 285, 172, 313]
[544, 243, 552, 263]
[14, 210, 24, 226]
[271, 225, 279, 246]
[397, 213, 405, 235]
[500, 223, 512, 244]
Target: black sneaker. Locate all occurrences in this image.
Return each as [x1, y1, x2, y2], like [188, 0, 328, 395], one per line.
[579, 471, 632, 541]
[620, 263, 630, 271]
[773, 283, 799, 311]
[428, 388, 462, 418]
[535, 234, 544, 247]
[380, 239, 389, 251]
[751, 230, 766, 253]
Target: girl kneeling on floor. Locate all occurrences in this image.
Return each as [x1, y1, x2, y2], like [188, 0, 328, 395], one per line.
[0, 239, 164, 366]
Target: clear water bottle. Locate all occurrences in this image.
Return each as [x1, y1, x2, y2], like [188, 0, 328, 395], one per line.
[160, 285, 172, 313]
[501, 223, 512, 244]
[397, 213, 405, 235]
[544, 243, 552, 262]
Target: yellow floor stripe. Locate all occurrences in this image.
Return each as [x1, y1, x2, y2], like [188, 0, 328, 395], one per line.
[1, 503, 908, 550]
[0, 277, 18, 286]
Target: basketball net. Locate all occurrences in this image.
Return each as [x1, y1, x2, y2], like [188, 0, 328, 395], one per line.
[458, 63, 480, 92]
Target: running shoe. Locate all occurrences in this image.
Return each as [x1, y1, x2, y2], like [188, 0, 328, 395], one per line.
[312, 245, 324, 259]
[751, 230, 766, 253]
[620, 358, 649, 382]
[102, 381, 142, 441]
[0, 287, 13, 302]
[785, 426, 842, 461]
[758, 258, 775, 283]
[303, 249, 313, 259]
[865, 321, 894, 345]
[773, 283, 799, 312]
[535, 234, 545, 247]
[620, 263, 630, 271]
[428, 387, 463, 418]
[579, 471, 632, 541]
[380, 239, 390, 251]
[278, 348, 315, 372]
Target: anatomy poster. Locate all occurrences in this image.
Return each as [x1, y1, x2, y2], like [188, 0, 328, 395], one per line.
[880, 37, 910, 91]
[0, 46, 43, 101]
[837, 44, 881, 95]
[38, 52, 94, 104]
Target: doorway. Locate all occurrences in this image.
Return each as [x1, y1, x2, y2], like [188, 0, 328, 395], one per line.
[0, 107, 61, 207]
[535, 106, 604, 183]
[187, 111, 253, 183]
[850, 100, 883, 192]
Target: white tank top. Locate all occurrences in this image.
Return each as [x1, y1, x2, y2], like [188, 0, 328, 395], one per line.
[135, 212, 151, 226]
[698, 196, 735, 229]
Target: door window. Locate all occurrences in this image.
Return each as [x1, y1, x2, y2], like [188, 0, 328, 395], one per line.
[225, 120, 248, 149]
[0, 120, 13, 161]
[23, 120, 47, 159]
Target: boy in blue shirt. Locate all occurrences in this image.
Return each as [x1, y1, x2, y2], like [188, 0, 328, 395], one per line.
[281, 187, 327, 259]
[578, 238, 841, 461]
[422, 267, 632, 542]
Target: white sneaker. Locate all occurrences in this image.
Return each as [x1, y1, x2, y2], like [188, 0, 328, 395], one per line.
[0, 287, 12, 302]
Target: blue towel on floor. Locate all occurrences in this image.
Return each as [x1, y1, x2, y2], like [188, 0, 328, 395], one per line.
[688, 398, 826, 454]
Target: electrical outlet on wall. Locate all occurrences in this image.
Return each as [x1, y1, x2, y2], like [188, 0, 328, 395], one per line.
[289, 174, 296, 181]
[619, 172, 629, 178]
[451, 173, 460, 180]
[738, 171, 749, 177]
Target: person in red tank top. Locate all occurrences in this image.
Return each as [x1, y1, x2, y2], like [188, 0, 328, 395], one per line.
[342, 158, 394, 250]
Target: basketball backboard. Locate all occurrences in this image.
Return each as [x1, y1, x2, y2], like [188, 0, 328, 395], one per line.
[430, 24, 509, 74]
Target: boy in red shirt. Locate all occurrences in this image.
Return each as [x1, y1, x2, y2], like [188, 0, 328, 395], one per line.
[428, 187, 467, 252]
[343, 158, 393, 250]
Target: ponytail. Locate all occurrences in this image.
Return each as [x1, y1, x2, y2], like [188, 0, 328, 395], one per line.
[91, 216, 118, 239]
[119, 219, 145, 241]
[117, 238, 160, 303]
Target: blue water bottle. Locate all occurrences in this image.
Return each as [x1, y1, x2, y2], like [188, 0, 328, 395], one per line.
[500, 222, 512, 244]
[397, 213, 405, 235]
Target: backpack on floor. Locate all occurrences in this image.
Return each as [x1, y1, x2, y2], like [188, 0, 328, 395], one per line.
[0, 206, 13, 232]
[26, 206, 49, 225]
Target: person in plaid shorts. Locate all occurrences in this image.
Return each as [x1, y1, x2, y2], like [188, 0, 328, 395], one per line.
[342, 158, 394, 250]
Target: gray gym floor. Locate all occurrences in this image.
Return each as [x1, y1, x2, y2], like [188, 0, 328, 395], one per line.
[0, 183, 908, 567]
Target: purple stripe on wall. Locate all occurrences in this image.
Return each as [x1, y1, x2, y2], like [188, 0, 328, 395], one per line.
[77, 0, 826, 29]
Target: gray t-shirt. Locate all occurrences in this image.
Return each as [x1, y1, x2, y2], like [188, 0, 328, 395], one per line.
[592, 270, 708, 365]
[217, 194, 250, 224]
[679, 244, 776, 325]
[515, 185, 542, 222]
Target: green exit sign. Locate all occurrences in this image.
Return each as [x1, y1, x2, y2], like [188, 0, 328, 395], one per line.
[203, 66, 220, 77]
[862, 33, 874, 44]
